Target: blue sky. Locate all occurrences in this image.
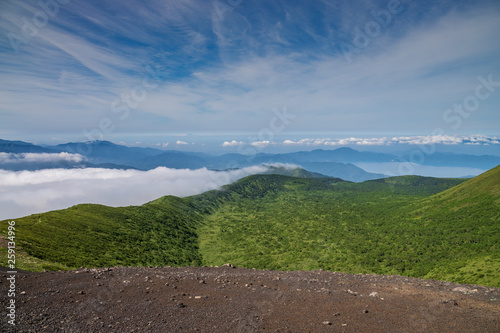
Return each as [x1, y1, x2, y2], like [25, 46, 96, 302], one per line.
[1, 0, 500, 149]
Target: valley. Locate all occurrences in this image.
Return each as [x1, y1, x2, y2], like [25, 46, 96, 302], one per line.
[1, 165, 498, 288]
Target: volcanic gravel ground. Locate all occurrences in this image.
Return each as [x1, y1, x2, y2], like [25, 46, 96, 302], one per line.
[1, 265, 499, 332]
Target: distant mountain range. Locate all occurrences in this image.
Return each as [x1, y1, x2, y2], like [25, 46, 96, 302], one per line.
[1, 139, 500, 181]
[0, 139, 58, 153]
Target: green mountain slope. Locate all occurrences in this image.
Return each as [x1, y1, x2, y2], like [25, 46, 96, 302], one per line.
[260, 165, 328, 178]
[1, 168, 498, 287]
[196, 175, 473, 276]
[409, 165, 500, 286]
[0, 196, 202, 271]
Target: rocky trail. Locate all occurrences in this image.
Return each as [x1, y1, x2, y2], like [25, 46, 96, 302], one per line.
[1, 265, 499, 332]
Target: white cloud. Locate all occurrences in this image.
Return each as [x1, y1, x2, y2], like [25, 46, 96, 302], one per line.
[0, 164, 287, 220]
[250, 141, 270, 147]
[0, 152, 86, 164]
[283, 138, 330, 146]
[390, 135, 500, 145]
[176, 140, 189, 145]
[277, 135, 500, 147]
[2, 2, 499, 136]
[222, 140, 244, 147]
[136, 7, 500, 133]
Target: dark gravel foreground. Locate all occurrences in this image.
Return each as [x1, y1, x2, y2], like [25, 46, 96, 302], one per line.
[1, 265, 499, 332]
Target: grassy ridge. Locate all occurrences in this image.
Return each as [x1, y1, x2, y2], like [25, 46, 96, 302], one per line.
[1, 168, 498, 287]
[409, 165, 500, 285]
[0, 196, 202, 271]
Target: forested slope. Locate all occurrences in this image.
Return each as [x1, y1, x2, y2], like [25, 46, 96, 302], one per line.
[1, 167, 498, 287]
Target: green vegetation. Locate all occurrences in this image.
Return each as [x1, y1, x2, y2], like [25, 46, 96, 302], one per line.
[1, 166, 499, 287]
[0, 196, 202, 270]
[196, 175, 476, 277]
[0, 245, 70, 272]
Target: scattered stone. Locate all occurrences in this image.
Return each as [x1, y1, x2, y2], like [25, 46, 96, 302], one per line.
[7, 265, 500, 331]
[453, 287, 469, 293]
[347, 289, 358, 296]
[440, 299, 459, 306]
[452, 287, 478, 294]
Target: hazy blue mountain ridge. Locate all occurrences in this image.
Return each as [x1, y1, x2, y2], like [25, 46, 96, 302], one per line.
[1, 139, 499, 181]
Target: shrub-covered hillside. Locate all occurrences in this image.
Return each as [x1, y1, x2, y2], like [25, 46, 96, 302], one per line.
[1, 166, 499, 287]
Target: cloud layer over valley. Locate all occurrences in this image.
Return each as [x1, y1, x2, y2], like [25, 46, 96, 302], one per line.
[0, 152, 86, 164]
[0, 165, 285, 220]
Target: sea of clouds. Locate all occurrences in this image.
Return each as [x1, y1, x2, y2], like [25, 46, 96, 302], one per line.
[0, 152, 86, 164]
[223, 134, 500, 148]
[0, 164, 288, 220]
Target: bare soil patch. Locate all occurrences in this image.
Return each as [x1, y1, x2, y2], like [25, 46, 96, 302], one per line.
[1, 266, 499, 332]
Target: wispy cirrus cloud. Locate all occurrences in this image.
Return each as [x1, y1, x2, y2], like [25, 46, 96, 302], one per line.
[0, 0, 499, 139]
[138, 5, 500, 134]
